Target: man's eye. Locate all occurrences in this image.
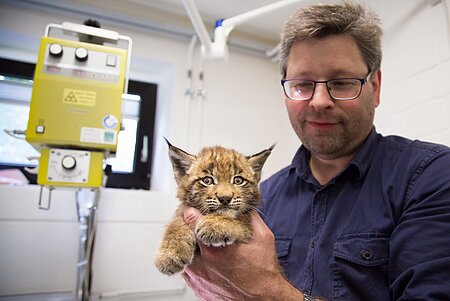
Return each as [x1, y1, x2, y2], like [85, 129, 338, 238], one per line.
[199, 176, 214, 186]
[330, 80, 357, 88]
[296, 81, 314, 89]
[233, 176, 247, 186]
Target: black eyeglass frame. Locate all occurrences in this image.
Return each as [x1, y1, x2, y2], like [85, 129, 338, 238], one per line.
[281, 71, 372, 101]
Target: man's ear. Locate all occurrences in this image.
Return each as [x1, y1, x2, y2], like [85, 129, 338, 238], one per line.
[164, 138, 195, 184]
[247, 144, 275, 183]
[371, 69, 382, 108]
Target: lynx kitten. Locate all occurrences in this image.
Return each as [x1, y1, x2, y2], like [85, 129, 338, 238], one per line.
[154, 141, 273, 275]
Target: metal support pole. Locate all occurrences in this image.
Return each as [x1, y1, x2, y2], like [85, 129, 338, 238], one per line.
[75, 188, 100, 301]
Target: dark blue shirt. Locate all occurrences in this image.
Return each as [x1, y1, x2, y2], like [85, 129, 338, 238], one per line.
[260, 129, 450, 300]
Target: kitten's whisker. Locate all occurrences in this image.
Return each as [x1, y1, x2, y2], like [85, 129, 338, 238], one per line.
[246, 205, 272, 224]
[197, 204, 210, 215]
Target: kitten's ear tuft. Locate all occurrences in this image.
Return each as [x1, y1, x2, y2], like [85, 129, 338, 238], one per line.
[166, 139, 195, 184]
[163, 137, 172, 147]
[247, 144, 275, 182]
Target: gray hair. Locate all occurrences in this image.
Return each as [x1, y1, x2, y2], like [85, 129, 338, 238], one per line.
[279, 1, 383, 78]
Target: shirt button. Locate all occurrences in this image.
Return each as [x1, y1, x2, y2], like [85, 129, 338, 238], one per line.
[362, 250, 372, 260]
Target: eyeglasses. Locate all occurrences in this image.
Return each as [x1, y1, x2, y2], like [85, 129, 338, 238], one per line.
[281, 72, 371, 101]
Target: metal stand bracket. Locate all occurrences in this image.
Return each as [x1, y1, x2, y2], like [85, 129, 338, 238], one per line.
[75, 188, 100, 301]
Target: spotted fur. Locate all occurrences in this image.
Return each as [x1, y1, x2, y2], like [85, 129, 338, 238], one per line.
[154, 142, 273, 275]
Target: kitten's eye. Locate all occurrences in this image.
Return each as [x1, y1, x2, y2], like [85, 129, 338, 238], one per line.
[199, 176, 215, 186]
[233, 176, 247, 186]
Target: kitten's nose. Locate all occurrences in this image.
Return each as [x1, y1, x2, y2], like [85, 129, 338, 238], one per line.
[218, 196, 232, 205]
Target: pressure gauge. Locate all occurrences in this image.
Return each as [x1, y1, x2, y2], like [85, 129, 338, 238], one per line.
[49, 43, 63, 58]
[75, 47, 89, 61]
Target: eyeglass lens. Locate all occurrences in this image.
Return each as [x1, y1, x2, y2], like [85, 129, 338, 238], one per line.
[284, 78, 363, 100]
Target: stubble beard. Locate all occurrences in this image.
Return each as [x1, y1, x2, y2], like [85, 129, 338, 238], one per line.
[297, 124, 348, 159]
[287, 87, 377, 159]
[294, 110, 374, 160]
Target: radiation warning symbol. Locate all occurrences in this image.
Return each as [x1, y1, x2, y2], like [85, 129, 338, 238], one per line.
[64, 91, 77, 103]
[63, 88, 96, 106]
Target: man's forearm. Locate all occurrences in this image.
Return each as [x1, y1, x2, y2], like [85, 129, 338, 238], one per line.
[260, 274, 305, 301]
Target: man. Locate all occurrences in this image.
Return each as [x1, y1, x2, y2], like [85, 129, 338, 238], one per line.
[182, 2, 450, 300]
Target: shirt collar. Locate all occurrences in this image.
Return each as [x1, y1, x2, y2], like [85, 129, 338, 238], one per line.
[347, 127, 379, 180]
[289, 127, 379, 182]
[290, 144, 311, 180]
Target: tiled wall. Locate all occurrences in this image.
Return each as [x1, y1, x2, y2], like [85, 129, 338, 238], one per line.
[375, 1, 450, 146]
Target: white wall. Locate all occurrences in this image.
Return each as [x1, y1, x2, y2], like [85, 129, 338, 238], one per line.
[1, 0, 450, 300]
[0, 185, 192, 300]
[374, 0, 450, 146]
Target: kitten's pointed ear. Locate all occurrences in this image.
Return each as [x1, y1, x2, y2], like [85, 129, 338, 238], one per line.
[165, 138, 195, 184]
[247, 144, 275, 183]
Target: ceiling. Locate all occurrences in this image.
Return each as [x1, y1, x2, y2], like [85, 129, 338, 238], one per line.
[126, 0, 313, 42]
[118, 0, 427, 42]
[23, 0, 429, 55]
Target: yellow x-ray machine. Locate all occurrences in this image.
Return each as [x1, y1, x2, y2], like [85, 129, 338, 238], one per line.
[25, 21, 132, 300]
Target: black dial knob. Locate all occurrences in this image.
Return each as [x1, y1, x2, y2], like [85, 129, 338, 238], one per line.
[75, 47, 89, 61]
[49, 44, 63, 58]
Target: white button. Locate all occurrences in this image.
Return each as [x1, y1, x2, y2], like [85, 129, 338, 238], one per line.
[35, 125, 45, 133]
[106, 55, 117, 67]
[75, 48, 89, 61]
[61, 155, 77, 170]
[49, 44, 63, 57]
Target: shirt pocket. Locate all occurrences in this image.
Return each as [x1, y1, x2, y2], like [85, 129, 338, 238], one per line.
[333, 233, 390, 301]
[275, 236, 292, 277]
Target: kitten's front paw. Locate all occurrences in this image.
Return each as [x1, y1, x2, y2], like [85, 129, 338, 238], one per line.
[195, 218, 251, 247]
[154, 243, 195, 275]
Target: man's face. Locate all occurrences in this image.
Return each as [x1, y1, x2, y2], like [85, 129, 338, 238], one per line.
[284, 34, 381, 160]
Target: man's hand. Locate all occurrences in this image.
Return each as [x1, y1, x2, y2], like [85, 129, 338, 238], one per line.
[182, 207, 304, 301]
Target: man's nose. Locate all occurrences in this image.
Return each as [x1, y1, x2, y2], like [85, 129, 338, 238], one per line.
[309, 83, 334, 111]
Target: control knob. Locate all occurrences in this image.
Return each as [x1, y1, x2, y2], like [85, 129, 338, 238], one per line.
[75, 47, 89, 61]
[61, 155, 77, 170]
[49, 44, 63, 58]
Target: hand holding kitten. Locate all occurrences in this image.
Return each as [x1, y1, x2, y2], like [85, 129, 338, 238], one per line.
[182, 207, 304, 301]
